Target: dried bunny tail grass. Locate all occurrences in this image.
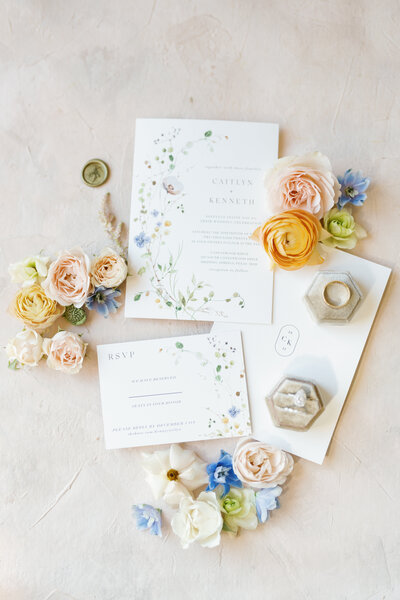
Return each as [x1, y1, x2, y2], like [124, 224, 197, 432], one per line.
[98, 193, 127, 258]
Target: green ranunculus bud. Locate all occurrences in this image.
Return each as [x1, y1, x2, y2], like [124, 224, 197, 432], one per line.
[218, 488, 258, 535]
[321, 207, 367, 250]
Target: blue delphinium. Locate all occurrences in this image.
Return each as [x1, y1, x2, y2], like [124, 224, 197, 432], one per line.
[255, 486, 282, 523]
[132, 504, 162, 537]
[337, 169, 370, 208]
[86, 286, 121, 317]
[206, 449, 242, 496]
[228, 406, 240, 418]
[134, 231, 151, 248]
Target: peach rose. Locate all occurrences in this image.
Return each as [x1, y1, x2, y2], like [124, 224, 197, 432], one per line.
[265, 152, 340, 219]
[11, 284, 65, 332]
[42, 248, 91, 308]
[90, 247, 127, 288]
[252, 209, 324, 270]
[233, 438, 294, 488]
[43, 330, 87, 374]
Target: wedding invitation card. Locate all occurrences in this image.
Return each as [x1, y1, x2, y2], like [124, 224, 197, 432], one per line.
[97, 330, 251, 449]
[212, 247, 391, 464]
[125, 118, 279, 323]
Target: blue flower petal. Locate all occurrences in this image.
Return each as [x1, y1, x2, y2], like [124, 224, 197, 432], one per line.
[344, 170, 356, 186]
[226, 474, 242, 488]
[337, 197, 350, 209]
[132, 504, 162, 537]
[207, 462, 217, 475]
[206, 480, 218, 491]
[150, 521, 161, 537]
[137, 517, 149, 529]
[255, 487, 282, 523]
[97, 303, 110, 317]
[206, 449, 242, 496]
[350, 194, 367, 206]
[354, 179, 370, 193]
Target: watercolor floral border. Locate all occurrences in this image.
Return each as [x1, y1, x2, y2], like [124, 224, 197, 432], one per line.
[131, 126, 245, 320]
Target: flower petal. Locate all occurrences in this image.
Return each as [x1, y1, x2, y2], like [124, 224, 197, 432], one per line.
[180, 461, 208, 490]
[163, 480, 192, 506]
[143, 473, 168, 500]
[354, 223, 367, 239]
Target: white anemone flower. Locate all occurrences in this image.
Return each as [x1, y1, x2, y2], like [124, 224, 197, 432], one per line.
[141, 444, 208, 507]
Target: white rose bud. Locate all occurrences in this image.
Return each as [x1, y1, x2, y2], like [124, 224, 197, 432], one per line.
[6, 329, 44, 367]
[171, 491, 223, 549]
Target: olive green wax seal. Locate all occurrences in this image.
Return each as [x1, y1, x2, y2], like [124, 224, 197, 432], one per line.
[82, 159, 109, 187]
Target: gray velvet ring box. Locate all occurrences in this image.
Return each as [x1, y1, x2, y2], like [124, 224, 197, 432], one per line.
[304, 271, 362, 324]
[266, 377, 324, 431]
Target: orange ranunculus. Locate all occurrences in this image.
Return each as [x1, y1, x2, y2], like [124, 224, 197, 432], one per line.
[252, 209, 324, 271]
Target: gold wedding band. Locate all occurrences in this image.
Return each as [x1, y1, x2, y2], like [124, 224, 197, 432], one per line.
[322, 280, 351, 309]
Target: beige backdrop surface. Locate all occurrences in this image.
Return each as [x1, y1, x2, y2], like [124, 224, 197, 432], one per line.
[1, 1, 399, 599]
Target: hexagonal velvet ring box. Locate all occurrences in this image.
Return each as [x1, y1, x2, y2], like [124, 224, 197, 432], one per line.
[266, 377, 324, 431]
[304, 271, 362, 324]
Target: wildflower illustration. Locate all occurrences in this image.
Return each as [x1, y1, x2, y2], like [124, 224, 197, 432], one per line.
[131, 127, 245, 320]
[160, 335, 250, 438]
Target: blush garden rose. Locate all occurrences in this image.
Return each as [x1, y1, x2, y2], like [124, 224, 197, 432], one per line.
[90, 247, 127, 288]
[43, 330, 87, 374]
[232, 438, 294, 488]
[265, 152, 340, 219]
[42, 247, 91, 308]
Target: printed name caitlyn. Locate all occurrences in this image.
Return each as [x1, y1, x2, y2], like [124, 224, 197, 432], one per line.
[211, 178, 253, 186]
[108, 351, 135, 360]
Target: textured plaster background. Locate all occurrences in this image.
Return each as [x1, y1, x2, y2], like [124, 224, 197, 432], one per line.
[1, 1, 400, 599]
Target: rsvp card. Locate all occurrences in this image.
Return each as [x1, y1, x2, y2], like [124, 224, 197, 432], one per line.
[125, 118, 279, 324]
[97, 331, 251, 449]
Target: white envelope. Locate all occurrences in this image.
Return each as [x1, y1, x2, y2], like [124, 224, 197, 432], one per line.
[212, 246, 391, 464]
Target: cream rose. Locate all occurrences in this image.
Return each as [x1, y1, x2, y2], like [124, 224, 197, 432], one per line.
[43, 331, 87, 374]
[6, 329, 44, 367]
[90, 247, 127, 288]
[171, 491, 223, 549]
[42, 248, 91, 308]
[265, 152, 340, 219]
[233, 438, 294, 488]
[11, 284, 65, 332]
[9, 255, 49, 288]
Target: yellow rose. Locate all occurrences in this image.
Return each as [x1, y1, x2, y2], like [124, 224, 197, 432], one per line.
[252, 209, 324, 271]
[11, 284, 65, 332]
